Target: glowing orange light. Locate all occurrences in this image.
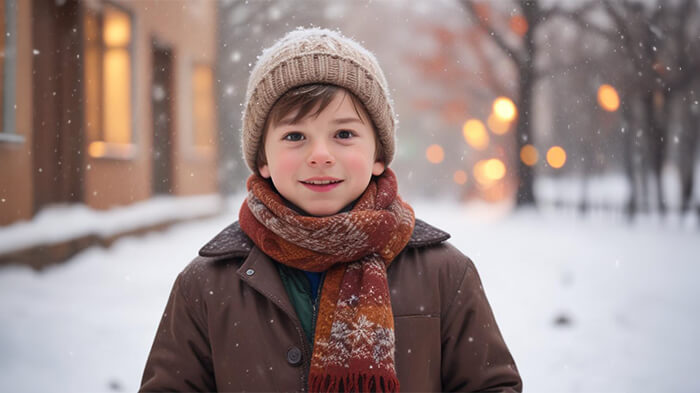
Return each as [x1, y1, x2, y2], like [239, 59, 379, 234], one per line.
[597, 84, 620, 112]
[453, 170, 468, 185]
[88, 141, 106, 158]
[493, 97, 517, 122]
[462, 119, 489, 150]
[473, 158, 506, 186]
[487, 113, 510, 135]
[546, 146, 567, 169]
[520, 144, 539, 166]
[104, 9, 131, 47]
[509, 15, 528, 36]
[104, 49, 131, 144]
[484, 159, 506, 180]
[426, 144, 445, 164]
[473, 161, 489, 186]
[87, 141, 134, 158]
[193, 66, 215, 147]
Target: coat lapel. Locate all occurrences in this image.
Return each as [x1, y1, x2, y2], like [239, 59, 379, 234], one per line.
[234, 246, 301, 325]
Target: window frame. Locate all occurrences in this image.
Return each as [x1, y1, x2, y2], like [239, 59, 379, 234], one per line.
[84, 1, 137, 160]
[0, 0, 21, 144]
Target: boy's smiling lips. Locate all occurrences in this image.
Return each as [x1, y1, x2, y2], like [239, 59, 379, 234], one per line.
[299, 176, 344, 192]
[300, 176, 343, 184]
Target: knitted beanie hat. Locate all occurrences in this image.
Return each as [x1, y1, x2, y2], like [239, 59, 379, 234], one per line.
[241, 27, 397, 173]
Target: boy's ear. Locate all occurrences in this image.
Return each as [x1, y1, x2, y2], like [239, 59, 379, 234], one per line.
[372, 160, 385, 176]
[259, 164, 271, 178]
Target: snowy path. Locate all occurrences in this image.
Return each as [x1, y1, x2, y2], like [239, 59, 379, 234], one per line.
[1, 198, 699, 392]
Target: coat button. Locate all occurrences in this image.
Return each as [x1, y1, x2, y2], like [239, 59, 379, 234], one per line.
[245, 269, 255, 276]
[287, 347, 302, 366]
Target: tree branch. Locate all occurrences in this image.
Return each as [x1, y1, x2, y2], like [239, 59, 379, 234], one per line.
[461, 0, 524, 67]
[547, 1, 619, 43]
[463, 29, 513, 97]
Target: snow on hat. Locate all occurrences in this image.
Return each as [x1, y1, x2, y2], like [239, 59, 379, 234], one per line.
[241, 27, 397, 173]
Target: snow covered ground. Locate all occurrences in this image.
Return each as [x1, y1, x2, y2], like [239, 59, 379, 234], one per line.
[1, 195, 699, 392]
[0, 194, 223, 254]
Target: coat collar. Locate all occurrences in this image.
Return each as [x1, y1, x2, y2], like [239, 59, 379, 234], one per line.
[198, 218, 451, 347]
[198, 218, 450, 259]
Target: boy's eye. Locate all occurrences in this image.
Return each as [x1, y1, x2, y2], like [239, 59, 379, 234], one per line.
[336, 130, 354, 139]
[283, 132, 304, 141]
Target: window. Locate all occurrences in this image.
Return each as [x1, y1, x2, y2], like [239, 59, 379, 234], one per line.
[0, 0, 20, 142]
[85, 4, 134, 158]
[192, 64, 215, 153]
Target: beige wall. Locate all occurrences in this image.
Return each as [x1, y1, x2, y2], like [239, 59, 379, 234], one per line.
[84, 0, 218, 208]
[0, 1, 33, 225]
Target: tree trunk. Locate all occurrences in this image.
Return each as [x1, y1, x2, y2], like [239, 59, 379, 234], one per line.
[680, 100, 699, 213]
[515, 66, 536, 206]
[643, 91, 666, 214]
[514, 0, 539, 207]
[620, 97, 638, 219]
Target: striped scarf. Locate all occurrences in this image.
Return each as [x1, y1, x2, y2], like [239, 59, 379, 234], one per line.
[239, 169, 415, 393]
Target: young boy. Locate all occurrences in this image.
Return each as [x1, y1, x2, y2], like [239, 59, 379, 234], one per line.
[140, 28, 522, 393]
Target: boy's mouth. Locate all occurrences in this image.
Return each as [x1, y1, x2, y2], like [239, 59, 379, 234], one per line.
[299, 178, 343, 192]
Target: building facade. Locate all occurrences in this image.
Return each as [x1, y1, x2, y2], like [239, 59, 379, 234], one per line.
[0, 0, 219, 226]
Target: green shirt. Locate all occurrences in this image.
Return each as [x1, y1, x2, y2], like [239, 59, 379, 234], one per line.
[276, 263, 325, 348]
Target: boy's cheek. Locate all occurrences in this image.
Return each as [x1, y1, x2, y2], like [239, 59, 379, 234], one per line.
[268, 154, 300, 178]
[342, 154, 379, 177]
[279, 154, 301, 170]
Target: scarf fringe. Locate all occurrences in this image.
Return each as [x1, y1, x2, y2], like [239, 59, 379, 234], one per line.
[310, 372, 399, 393]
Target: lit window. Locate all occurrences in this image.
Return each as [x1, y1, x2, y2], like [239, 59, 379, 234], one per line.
[85, 5, 133, 157]
[192, 64, 215, 150]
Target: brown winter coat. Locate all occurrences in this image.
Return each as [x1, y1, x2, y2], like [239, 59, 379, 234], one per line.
[140, 219, 522, 392]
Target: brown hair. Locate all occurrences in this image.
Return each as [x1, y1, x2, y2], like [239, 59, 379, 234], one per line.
[256, 84, 383, 168]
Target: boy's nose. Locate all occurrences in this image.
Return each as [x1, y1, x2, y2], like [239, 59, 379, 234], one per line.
[307, 141, 335, 167]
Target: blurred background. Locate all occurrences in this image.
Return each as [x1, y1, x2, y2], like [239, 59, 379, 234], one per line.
[1, 0, 699, 392]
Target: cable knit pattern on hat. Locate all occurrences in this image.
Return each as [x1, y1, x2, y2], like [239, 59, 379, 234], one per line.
[241, 27, 397, 173]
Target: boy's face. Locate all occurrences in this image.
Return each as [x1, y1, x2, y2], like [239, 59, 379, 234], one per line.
[259, 92, 385, 216]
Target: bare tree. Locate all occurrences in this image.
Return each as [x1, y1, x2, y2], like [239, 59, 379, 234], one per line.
[569, 0, 700, 215]
[459, 0, 601, 207]
[459, 0, 544, 206]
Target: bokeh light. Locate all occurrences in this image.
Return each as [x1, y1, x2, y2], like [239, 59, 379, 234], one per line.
[546, 146, 567, 169]
[473, 161, 488, 186]
[426, 144, 445, 164]
[484, 159, 506, 180]
[597, 84, 620, 112]
[493, 97, 517, 122]
[520, 144, 539, 166]
[462, 119, 489, 150]
[487, 113, 511, 135]
[473, 158, 506, 186]
[509, 15, 528, 36]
